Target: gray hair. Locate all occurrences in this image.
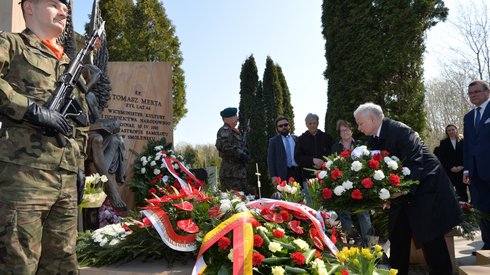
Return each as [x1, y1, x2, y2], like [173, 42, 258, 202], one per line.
[353, 102, 384, 120]
[305, 113, 319, 122]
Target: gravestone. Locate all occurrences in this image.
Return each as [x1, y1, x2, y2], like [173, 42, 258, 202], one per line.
[104, 61, 173, 210]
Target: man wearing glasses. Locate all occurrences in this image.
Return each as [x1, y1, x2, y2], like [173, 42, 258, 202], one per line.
[267, 116, 302, 189]
[463, 80, 490, 255]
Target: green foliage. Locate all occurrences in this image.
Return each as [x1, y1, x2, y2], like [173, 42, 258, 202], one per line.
[276, 65, 295, 133]
[322, 0, 448, 137]
[263, 56, 284, 140]
[98, 0, 187, 127]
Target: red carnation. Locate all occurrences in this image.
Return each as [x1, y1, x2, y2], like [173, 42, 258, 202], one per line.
[151, 178, 157, 185]
[279, 209, 290, 222]
[368, 159, 380, 170]
[339, 149, 350, 158]
[361, 178, 374, 189]
[389, 174, 401, 186]
[217, 237, 231, 250]
[331, 168, 342, 180]
[351, 189, 363, 200]
[372, 153, 382, 161]
[251, 219, 261, 227]
[322, 188, 333, 199]
[148, 187, 157, 195]
[272, 229, 285, 238]
[253, 234, 264, 247]
[315, 250, 322, 258]
[252, 252, 265, 266]
[291, 252, 306, 265]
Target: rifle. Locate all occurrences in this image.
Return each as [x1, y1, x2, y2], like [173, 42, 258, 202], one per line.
[45, 22, 106, 147]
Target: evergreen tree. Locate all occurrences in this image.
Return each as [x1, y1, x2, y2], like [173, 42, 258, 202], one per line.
[322, 0, 448, 136]
[276, 65, 295, 133]
[98, 0, 187, 127]
[262, 56, 284, 139]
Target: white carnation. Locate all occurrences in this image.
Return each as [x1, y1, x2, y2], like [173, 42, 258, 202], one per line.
[268, 242, 283, 253]
[140, 167, 146, 174]
[402, 167, 411, 176]
[153, 168, 161, 175]
[333, 185, 346, 196]
[342, 180, 353, 190]
[373, 170, 385, 181]
[234, 202, 248, 212]
[150, 160, 157, 167]
[220, 199, 232, 213]
[293, 239, 309, 250]
[379, 188, 390, 200]
[318, 170, 328, 179]
[351, 161, 362, 172]
[387, 160, 398, 170]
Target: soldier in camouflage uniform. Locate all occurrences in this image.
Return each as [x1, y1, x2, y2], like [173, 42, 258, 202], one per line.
[215, 107, 250, 194]
[0, 0, 88, 274]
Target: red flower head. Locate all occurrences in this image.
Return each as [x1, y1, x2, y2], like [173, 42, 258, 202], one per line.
[388, 174, 401, 186]
[288, 220, 304, 234]
[217, 236, 231, 250]
[368, 159, 380, 170]
[339, 149, 350, 158]
[351, 189, 363, 200]
[274, 177, 282, 184]
[279, 180, 287, 187]
[322, 188, 333, 199]
[372, 153, 383, 161]
[252, 252, 265, 266]
[288, 177, 295, 183]
[361, 178, 374, 189]
[177, 218, 199, 233]
[253, 234, 264, 247]
[208, 205, 222, 218]
[251, 219, 261, 227]
[331, 168, 342, 180]
[330, 226, 337, 245]
[142, 217, 153, 227]
[315, 250, 322, 258]
[148, 187, 157, 195]
[381, 150, 390, 157]
[341, 270, 350, 275]
[272, 229, 285, 238]
[151, 178, 157, 185]
[321, 162, 327, 170]
[291, 251, 306, 265]
[260, 208, 272, 216]
[279, 209, 290, 222]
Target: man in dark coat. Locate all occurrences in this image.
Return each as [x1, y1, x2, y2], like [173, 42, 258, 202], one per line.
[463, 80, 490, 252]
[354, 102, 462, 275]
[267, 116, 301, 185]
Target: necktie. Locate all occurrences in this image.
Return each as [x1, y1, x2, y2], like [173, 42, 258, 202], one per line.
[285, 136, 293, 167]
[475, 107, 482, 130]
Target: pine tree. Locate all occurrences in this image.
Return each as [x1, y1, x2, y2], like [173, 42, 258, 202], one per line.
[98, 0, 187, 127]
[322, 0, 448, 136]
[276, 65, 295, 133]
[262, 56, 284, 139]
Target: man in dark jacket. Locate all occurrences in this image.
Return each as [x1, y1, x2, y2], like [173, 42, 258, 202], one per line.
[354, 102, 462, 275]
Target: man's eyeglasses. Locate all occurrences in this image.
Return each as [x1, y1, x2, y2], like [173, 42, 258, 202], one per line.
[467, 90, 485, 95]
[277, 123, 289, 128]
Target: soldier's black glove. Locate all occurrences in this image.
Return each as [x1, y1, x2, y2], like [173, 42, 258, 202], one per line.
[23, 99, 72, 136]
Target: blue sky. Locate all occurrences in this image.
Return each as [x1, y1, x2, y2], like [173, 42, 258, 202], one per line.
[72, 0, 478, 146]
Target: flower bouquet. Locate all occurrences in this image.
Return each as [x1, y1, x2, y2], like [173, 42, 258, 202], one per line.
[79, 173, 108, 209]
[337, 245, 397, 275]
[310, 145, 418, 214]
[273, 177, 304, 203]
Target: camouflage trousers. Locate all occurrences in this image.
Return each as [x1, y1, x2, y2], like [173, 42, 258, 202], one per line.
[0, 162, 79, 275]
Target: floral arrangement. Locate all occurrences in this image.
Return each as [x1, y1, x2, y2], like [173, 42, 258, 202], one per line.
[129, 138, 202, 207]
[308, 146, 418, 214]
[455, 201, 480, 240]
[273, 177, 304, 203]
[79, 173, 108, 209]
[337, 245, 397, 275]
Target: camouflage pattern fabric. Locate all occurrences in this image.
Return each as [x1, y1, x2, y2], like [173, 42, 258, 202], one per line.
[0, 163, 78, 274]
[215, 123, 248, 192]
[0, 29, 87, 274]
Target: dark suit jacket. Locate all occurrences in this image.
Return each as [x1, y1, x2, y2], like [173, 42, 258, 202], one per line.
[369, 119, 462, 244]
[438, 137, 464, 187]
[294, 129, 334, 179]
[464, 105, 490, 211]
[267, 134, 298, 180]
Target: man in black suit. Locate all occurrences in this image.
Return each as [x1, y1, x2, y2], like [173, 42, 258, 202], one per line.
[354, 102, 462, 275]
[463, 80, 490, 252]
[267, 117, 301, 186]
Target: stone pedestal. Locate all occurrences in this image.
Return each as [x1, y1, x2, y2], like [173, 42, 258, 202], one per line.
[409, 230, 457, 272]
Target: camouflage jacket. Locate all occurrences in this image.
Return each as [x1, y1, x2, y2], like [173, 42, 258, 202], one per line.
[0, 29, 89, 173]
[215, 123, 247, 178]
